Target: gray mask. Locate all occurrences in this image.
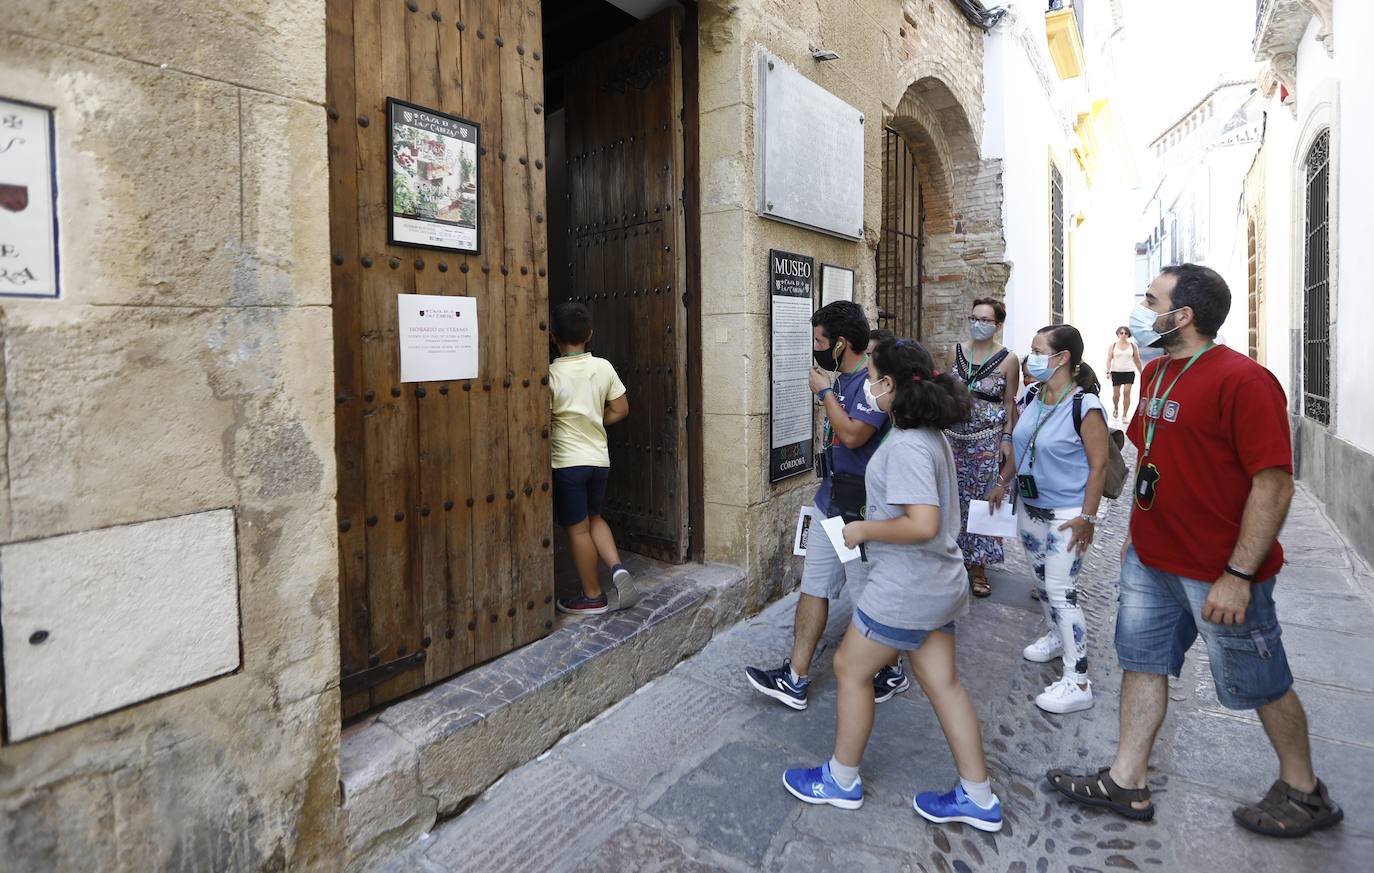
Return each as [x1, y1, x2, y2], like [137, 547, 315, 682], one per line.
[970, 321, 998, 342]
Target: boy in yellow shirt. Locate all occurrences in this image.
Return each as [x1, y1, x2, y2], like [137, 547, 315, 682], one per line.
[549, 302, 637, 614]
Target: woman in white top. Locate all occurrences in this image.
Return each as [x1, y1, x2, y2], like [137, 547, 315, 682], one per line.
[1104, 326, 1143, 424]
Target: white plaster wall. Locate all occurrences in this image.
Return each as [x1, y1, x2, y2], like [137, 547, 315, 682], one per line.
[1334, 0, 1374, 452]
[1207, 142, 1259, 348]
[1262, 101, 1296, 402]
[984, 11, 1068, 354]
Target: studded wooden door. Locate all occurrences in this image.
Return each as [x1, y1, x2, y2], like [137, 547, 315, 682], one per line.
[558, 9, 689, 564]
[327, 0, 552, 717]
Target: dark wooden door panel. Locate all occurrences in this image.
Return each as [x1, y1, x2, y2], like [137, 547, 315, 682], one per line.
[559, 9, 689, 563]
[328, 0, 552, 717]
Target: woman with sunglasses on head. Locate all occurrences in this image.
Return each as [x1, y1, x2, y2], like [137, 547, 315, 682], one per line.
[942, 298, 1021, 598]
[989, 324, 1109, 715]
[783, 338, 1003, 832]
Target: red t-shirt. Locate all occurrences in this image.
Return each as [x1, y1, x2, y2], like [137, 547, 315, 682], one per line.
[1127, 344, 1292, 583]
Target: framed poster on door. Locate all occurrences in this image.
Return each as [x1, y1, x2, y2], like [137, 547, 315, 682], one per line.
[387, 97, 481, 254]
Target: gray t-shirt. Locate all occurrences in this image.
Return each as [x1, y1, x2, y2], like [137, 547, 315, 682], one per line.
[855, 427, 970, 631]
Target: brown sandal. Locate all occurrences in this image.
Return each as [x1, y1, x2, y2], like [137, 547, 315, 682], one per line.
[1046, 767, 1155, 821]
[1233, 779, 1343, 838]
[969, 566, 991, 598]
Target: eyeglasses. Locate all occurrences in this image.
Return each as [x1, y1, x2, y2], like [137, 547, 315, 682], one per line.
[968, 317, 998, 326]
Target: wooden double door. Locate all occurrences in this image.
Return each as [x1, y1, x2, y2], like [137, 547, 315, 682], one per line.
[556, 9, 690, 564]
[327, 1, 690, 716]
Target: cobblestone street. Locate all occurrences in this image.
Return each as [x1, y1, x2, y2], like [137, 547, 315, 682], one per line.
[382, 480, 1374, 873]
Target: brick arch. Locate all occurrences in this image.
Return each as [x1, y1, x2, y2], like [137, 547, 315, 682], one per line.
[880, 75, 1008, 356]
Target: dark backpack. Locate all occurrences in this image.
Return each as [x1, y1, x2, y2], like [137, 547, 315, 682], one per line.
[1020, 384, 1129, 499]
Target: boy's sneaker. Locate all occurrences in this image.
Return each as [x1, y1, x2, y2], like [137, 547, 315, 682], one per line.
[783, 761, 864, 810]
[913, 784, 1003, 832]
[1035, 677, 1094, 714]
[1023, 632, 1063, 663]
[873, 660, 910, 704]
[608, 566, 640, 611]
[556, 593, 609, 616]
[744, 660, 809, 710]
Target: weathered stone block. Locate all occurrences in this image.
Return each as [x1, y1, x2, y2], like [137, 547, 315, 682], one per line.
[0, 34, 243, 308]
[5, 1, 326, 102]
[240, 90, 332, 308]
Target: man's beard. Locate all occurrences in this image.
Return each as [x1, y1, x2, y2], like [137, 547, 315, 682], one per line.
[1155, 316, 1184, 350]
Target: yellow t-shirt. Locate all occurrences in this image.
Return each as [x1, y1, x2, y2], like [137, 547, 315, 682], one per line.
[549, 353, 626, 469]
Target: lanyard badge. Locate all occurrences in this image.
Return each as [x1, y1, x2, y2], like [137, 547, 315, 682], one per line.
[1135, 343, 1212, 511]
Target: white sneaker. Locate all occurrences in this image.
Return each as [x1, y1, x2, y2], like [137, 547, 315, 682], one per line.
[1035, 677, 1094, 714]
[1022, 632, 1063, 663]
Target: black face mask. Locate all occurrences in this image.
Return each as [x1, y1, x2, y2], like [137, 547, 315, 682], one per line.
[813, 339, 843, 371]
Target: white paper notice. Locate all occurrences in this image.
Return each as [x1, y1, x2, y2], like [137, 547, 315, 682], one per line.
[967, 499, 1017, 538]
[793, 506, 819, 556]
[820, 515, 862, 563]
[397, 294, 479, 383]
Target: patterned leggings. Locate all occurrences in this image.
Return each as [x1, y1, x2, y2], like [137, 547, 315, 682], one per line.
[1017, 505, 1089, 684]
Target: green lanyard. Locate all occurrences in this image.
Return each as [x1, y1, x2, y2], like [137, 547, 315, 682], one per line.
[822, 355, 871, 450]
[1141, 343, 1213, 459]
[1022, 383, 1072, 471]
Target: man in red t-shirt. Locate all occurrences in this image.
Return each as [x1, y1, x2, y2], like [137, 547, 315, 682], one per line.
[1046, 265, 1343, 838]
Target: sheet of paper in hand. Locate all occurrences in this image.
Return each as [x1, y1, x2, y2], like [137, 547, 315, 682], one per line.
[820, 516, 862, 563]
[966, 499, 1017, 538]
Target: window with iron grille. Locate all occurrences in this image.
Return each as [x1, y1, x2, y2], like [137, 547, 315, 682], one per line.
[876, 128, 924, 340]
[1302, 130, 1331, 424]
[1050, 161, 1065, 324]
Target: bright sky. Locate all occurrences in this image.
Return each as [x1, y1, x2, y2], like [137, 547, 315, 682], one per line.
[1115, 0, 1261, 148]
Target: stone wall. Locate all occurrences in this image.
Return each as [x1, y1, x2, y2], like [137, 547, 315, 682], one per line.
[0, 4, 340, 870]
[696, 0, 1002, 603]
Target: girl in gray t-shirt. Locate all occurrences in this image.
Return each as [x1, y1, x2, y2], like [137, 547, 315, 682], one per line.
[782, 339, 1004, 833]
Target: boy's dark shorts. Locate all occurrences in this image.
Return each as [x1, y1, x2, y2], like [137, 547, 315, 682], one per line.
[552, 465, 610, 527]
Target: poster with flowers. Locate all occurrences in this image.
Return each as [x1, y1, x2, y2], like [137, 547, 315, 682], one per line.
[387, 97, 480, 253]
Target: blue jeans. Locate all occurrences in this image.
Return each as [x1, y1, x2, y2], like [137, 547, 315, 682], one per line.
[1115, 547, 1293, 710]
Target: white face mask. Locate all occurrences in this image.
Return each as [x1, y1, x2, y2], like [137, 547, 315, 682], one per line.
[1129, 303, 1183, 348]
[1026, 353, 1059, 381]
[863, 376, 891, 410]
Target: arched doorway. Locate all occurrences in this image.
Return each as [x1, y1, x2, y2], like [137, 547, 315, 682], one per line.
[880, 75, 1007, 352]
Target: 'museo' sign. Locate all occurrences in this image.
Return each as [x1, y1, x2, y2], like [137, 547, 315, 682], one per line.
[769, 249, 814, 483]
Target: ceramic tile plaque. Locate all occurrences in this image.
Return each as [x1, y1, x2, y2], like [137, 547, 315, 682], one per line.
[0, 98, 59, 299]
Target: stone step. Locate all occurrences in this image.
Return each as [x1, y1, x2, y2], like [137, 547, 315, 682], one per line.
[339, 562, 747, 872]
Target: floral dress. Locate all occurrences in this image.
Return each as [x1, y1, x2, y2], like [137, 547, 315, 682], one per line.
[944, 344, 1009, 567]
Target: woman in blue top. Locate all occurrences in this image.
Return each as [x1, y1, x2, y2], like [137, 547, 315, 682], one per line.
[988, 325, 1109, 715]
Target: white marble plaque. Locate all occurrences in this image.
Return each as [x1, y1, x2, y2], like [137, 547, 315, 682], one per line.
[756, 50, 865, 240]
[1, 510, 241, 741]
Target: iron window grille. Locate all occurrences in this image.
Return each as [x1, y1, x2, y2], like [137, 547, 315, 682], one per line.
[876, 128, 924, 341]
[1050, 160, 1065, 325]
[1302, 129, 1331, 425]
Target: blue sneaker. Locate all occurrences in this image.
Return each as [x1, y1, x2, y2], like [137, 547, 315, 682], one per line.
[913, 784, 1003, 832]
[873, 659, 910, 704]
[783, 761, 864, 810]
[744, 659, 810, 710]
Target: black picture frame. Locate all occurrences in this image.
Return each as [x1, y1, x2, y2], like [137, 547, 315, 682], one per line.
[386, 96, 481, 254]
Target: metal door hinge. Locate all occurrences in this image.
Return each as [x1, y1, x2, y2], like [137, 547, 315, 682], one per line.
[341, 650, 426, 695]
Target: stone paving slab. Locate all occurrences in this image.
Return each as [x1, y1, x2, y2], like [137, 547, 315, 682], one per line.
[385, 485, 1374, 872]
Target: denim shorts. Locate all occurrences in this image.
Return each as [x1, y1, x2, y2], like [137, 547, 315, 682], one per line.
[551, 465, 609, 527]
[853, 608, 954, 652]
[1115, 547, 1293, 710]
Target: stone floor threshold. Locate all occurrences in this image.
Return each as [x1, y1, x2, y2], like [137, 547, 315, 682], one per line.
[339, 560, 747, 872]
